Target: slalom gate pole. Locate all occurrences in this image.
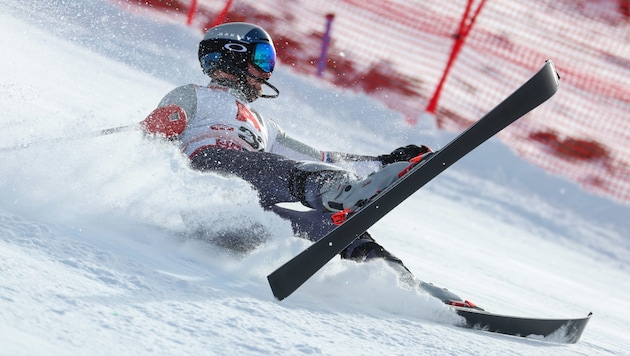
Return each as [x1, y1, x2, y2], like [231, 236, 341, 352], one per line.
[316, 14, 335, 77]
[425, 0, 487, 121]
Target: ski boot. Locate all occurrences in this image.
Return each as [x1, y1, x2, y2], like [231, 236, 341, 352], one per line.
[320, 161, 414, 212]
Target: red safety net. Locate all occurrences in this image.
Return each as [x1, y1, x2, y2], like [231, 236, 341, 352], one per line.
[118, 0, 630, 206]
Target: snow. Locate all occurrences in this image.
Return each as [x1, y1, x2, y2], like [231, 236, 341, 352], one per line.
[1, 0, 629, 355]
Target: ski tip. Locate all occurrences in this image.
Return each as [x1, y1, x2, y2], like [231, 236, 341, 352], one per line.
[544, 58, 558, 75]
[544, 59, 560, 84]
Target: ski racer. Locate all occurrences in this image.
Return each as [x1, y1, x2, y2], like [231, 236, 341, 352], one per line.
[143, 22, 472, 306]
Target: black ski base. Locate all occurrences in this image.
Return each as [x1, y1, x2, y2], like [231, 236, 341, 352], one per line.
[454, 307, 592, 344]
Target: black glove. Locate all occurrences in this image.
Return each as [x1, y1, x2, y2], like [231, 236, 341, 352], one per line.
[378, 144, 432, 165]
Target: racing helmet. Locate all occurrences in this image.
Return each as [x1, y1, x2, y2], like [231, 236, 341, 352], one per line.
[198, 22, 276, 76]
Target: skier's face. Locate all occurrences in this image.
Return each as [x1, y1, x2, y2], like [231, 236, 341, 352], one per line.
[244, 63, 271, 100]
[211, 64, 272, 102]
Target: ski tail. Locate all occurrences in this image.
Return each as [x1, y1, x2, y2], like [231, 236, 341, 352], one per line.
[455, 308, 592, 344]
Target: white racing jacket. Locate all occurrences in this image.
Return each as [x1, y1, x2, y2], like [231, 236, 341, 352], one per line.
[157, 83, 328, 163]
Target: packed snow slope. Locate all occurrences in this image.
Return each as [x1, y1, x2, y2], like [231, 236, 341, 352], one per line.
[1, 1, 629, 355]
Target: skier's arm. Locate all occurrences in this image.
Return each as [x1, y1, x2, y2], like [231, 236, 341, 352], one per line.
[141, 85, 196, 138]
[273, 130, 323, 161]
[328, 145, 433, 165]
[273, 130, 382, 163]
[157, 84, 197, 117]
[274, 130, 430, 164]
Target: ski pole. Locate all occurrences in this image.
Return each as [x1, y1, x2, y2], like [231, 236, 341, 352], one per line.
[0, 124, 138, 153]
[0, 104, 187, 154]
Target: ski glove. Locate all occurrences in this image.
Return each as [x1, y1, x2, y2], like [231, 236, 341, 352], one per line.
[378, 144, 432, 165]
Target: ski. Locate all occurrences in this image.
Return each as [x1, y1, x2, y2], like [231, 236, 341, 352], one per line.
[418, 282, 591, 343]
[268, 60, 560, 301]
[454, 307, 592, 344]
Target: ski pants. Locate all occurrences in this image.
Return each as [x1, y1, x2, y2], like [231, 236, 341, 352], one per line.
[189, 147, 402, 262]
[188, 147, 472, 303]
[190, 147, 341, 239]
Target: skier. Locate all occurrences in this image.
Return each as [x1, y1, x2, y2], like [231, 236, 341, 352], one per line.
[144, 22, 473, 306]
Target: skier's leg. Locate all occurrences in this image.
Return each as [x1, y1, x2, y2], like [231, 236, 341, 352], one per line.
[270, 205, 408, 271]
[188, 148, 347, 250]
[286, 160, 476, 304]
[343, 232, 477, 306]
[271, 205, 476, 306]
[190, 148, 358, 209]
[340, 231, 404, 264]
[191, 149, 477, 306]
[190, 148, 302, 206]
[269, 205, 336, 240]
[340, 230, 418, 286]
[191, 150, 435, 275]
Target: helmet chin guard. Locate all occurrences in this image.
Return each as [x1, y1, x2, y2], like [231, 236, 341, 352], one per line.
[245, 72, 280, 99]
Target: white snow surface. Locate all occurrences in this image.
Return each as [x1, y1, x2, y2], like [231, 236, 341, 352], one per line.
[1, 1, 629, 355]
